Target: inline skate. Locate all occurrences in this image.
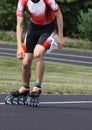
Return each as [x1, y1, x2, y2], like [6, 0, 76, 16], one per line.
[5, 90, 29, 105]
[26, 90, 41, 107]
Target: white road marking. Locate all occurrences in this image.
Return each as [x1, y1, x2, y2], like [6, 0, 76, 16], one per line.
[44, 57, 92, 65]
[40, 101, 92, 104]
[0, 47, 16, 51]
[0, 52, 15, 56]
[0, 103, 5, 105]
[48, 52, 92, 59]
[0, 101, 92, 105]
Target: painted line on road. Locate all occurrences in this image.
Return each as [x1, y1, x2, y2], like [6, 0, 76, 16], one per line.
[1, 101, 92, 105]
[48, 53, 92, 59]
[44, 57, 92, 65]
[40, 101, 92, 104]
[0, 47, 16, 51]
[0, 52, 16, 56]
[0, 103, 5, 105]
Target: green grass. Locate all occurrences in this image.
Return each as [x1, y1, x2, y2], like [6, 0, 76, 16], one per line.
[0, 56, 92, 94]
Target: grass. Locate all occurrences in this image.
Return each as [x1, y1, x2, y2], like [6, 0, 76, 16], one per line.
[0, 56, 92, 94]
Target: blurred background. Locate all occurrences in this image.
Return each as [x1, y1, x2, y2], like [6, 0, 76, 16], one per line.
[0, 0, 92, 46]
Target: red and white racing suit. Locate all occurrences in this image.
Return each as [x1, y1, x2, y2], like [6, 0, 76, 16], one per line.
[16, 0, 59, 53]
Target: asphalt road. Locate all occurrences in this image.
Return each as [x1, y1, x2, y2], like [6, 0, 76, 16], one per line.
[0, 44, 92, 67]
[0, 94, 92, 130]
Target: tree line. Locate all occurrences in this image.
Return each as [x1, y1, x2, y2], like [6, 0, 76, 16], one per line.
[0, 0, 92, 41]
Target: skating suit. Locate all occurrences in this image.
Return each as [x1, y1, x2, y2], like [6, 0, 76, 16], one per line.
[16, 0, 60, 53]
[16, 0, 59, 25]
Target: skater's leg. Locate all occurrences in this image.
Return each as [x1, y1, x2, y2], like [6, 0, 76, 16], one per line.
[32, 44, 45, 92]
[5, 53, 33, 105]
[25, 45, 45, 107]
[19, 53, 33, 93]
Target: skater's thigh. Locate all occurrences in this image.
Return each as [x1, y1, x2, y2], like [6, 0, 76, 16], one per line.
[23, 53, 33, 65]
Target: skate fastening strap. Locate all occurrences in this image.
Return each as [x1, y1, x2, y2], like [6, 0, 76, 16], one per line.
[23, 84, 30, 89]
[34, 83, 41, 88]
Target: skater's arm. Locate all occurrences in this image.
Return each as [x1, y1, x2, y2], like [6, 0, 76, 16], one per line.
[16, 16, 25, 59]
[16, 16, 24, 49]
[54, 9, 64, 49]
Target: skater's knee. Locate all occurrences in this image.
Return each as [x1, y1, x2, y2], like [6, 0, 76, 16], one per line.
[34, 52, 42, 61]
[22, 60, 31, 69]
[33, 45, 45, 61]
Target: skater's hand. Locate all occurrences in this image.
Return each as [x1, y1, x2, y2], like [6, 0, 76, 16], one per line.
[16, 47, 25, 59]
[57, 35, 64, 49]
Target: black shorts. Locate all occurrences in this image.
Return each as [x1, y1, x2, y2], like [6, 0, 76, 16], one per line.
[23, 21, 56, 53]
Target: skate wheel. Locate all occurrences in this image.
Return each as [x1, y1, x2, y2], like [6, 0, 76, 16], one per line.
[30, 98, 39, 107]
[33, 99, 39, 107]
[26, 96, 31, 106]
[12, 97, 19, 105]
[5, 95, 13, 105]
[26, 96, 40, 107]
[36, 102, 40, 107]
[18, 96, 26, 105]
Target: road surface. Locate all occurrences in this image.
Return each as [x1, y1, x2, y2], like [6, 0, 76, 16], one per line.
[0, 44, 92, 66]
[0, 94, 92, 130]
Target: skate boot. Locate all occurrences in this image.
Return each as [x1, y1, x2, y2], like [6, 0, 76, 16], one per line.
[26, 90, 42, 107]
[5, 90, 29, 105]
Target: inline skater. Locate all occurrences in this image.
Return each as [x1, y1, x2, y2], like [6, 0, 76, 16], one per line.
[5, 0, 64, 106]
